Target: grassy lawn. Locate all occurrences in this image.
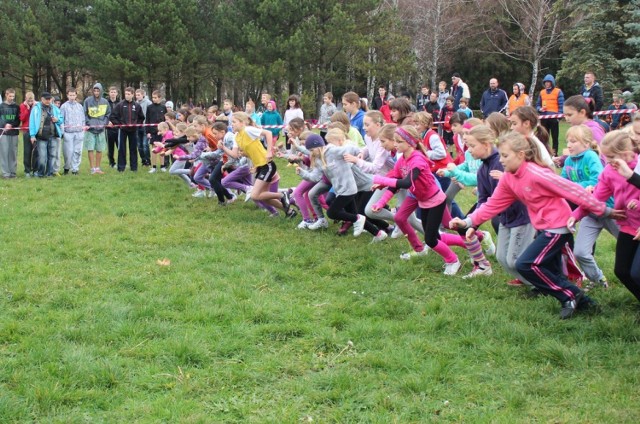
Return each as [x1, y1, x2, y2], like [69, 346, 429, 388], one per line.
[1, 125, 640, 422]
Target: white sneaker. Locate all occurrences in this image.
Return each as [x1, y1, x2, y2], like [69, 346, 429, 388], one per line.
[391, 226, 404, 239]
[371, 230, 388, 243]
[227, 193, 238, 204]
[462, 265, 493, 279]
[480, 231, 496, 256]
[160, 167, 167, 172]
[400, 246, 429, 260]
[353, 214, 366, 237]
[192, 189, 206, 198]
[443, 260, 462, 276]
[207, 190, 215, 198]
[148, 167, 157, 174]
[297, 220, 311, 229]
[308, 218, 328, 230]
[244, 186, 253, 202]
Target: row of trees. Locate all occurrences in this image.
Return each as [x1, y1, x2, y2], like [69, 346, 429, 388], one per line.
[0, 0, 638, 117]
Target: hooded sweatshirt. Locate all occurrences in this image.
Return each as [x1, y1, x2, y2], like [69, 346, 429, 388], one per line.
[84, 83, 111, 134]
[536, 75, 564, 115]
[0, 99, 20, 136]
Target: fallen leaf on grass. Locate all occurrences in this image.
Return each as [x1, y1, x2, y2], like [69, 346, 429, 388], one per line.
[156, 258, 171, 266]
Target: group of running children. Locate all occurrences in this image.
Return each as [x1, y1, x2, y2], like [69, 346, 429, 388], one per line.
[157, 90, 640, 320]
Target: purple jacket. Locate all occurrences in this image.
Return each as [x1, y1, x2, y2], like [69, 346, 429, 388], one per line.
[477, 149, 530, 228]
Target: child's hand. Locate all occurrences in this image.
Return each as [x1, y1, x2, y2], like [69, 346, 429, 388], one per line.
[343, 153, 358, 163]
[585, 186, 594, 193]
[609, 209, 627, 221]
[435, 169, 446, 177]
[295, 166, 302, 175]
[610, 158, 634, 179]
[489, 170, 503, 180]
[627, 199, 638, 210]
[449, 217, 467, 229]
[371, 183, 383, 191]
[465, 227, 476, 241]
[634, 227, 640, 241]
[446, 163, 456, 171]
[566, 217, 577, 233]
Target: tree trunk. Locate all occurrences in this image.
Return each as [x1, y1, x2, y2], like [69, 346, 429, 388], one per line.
[530, 59, 539, 99]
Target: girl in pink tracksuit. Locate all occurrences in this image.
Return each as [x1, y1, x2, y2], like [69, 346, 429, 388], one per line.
[452, 131, 621, 319]
[573, 130, 640, 303]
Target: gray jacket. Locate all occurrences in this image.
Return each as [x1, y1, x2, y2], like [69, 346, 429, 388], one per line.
[83, 83, 111, 134]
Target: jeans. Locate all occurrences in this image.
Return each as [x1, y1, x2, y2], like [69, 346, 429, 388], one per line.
[35, 138, 57, 177]
[137, 128, 150, 165]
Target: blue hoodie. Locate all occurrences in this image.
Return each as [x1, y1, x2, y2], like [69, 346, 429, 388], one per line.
[536, 74, 564, 114]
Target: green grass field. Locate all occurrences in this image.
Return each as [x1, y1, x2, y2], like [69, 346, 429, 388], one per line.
[1, 127, 640, 423]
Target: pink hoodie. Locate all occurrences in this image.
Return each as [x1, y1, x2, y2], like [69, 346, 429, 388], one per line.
[572, 157, 640, 235]
[469, 160, 606, 230]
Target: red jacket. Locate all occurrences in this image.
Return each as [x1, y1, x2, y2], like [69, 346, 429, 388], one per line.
[19, 102, 32, 132]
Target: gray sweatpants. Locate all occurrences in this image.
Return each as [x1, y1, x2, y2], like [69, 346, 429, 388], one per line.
[170, 159, 193, 186]
[63, 131, 84, 172]
[309, 181, 331, 219]
[574, 215, 619, 282]
[0, 134, 19, 177]
[496, 223, 536, 286]
[365, 188, 423, 234]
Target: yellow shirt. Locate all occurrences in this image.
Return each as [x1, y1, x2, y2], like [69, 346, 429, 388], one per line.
[236, 126, 267, 167]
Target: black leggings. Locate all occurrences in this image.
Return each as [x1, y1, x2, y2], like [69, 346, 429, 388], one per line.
[419, 200, 447, 248]
[208, 161, 234, 202]
[327, 194, 379, 236]
[356, 190, 389, 230]
[614, 232, 640, 302]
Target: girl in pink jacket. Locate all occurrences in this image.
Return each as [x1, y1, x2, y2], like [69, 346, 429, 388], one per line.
[371, 125, 491, 277]
[573, 130, 640, 303]
[452, 132, 622, 319]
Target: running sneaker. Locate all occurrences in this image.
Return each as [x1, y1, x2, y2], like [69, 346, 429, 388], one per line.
[192, 189, 206, 198]
[462, 265, 493, 279]
[480, 230, 496, 256]
[371, 230, 388, 243]
[584, 276, 609, 291]
[148, 167, 157, 174]
[244, 186, 253, 202]
[443, 260, 462, 276]
[400, 247, 429, 260]
[506, 279, 525, 287]
[337, 221, 352, 236]
[353, 214, 366, 237]
[391, 226, 404, 239]
[280, 191, 291, 214]
[308, 218, 329, 230]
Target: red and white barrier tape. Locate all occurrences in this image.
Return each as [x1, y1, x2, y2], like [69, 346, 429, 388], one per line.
[538, 108, 636, 120]
[2, 108, 635, 135]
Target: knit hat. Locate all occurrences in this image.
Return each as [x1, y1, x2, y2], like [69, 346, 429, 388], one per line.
[165, 101, 174, 109]
[268, 100, 276, 110]
[305, 134, 325, 150]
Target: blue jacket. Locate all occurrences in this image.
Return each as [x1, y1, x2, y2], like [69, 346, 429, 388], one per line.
[480, 88, 508, 117]
[29, 102, 63, 139]
[561, 149, 613, 207]
[477, 149, 530, 228]
[349, 109, 365, 139]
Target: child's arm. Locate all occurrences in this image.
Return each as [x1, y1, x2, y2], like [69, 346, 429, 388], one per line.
[262, 129, 274, 159]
